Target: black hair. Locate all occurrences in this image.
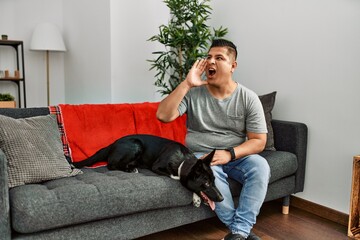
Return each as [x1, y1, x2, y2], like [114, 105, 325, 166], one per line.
[210, 39, 237, 60]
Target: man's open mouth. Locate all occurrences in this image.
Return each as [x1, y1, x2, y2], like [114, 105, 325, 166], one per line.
[200, 191, 215, 210]
[208, 68, 216, 77]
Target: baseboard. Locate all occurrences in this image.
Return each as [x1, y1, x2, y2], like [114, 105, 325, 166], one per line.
[290, 196, 349, 226]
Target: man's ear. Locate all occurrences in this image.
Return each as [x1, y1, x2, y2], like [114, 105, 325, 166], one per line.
[202, 149, 216, 165]
[231, 61, 237, 73]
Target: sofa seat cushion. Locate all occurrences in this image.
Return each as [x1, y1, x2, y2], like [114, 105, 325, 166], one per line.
[228, 151, 298, 197]
[10, 167, 193, 234]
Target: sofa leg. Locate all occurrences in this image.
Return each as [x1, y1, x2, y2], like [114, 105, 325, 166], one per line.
[282, 195, 290, 214]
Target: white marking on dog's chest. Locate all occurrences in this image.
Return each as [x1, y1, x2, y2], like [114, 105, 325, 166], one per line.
[169, 161, 202, 208]
[170, 161, 184, 180]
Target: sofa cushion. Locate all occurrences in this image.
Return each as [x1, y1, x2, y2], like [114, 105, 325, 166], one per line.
[259, 91, 277, 151]
[10, 168, 194, 234]
[0, 114, 82, 188]
[228, 151, 297, 196]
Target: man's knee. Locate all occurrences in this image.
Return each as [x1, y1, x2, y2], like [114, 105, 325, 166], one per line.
[248, 155, 271, 182]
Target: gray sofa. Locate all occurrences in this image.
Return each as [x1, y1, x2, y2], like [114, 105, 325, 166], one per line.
[0, 106, 307, 240]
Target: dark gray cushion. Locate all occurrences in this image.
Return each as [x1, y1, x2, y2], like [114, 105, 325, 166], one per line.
[0, 114, 82, 188]
[10, 168, 194, 234]
[260, 150, 298, 183]
[228, 151, 297, 197]
[259, 91, 277, 151]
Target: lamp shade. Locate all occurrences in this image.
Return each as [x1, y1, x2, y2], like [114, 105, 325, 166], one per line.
[30, 23, 66, 51]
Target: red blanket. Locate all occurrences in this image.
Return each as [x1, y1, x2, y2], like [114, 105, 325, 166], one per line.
[59, 102, 187, 167]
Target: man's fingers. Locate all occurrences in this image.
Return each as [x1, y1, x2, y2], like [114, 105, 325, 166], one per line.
[194, 59, 207, 69]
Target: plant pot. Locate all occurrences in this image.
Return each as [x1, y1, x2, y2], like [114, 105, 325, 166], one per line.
[0, 101, 16, 108]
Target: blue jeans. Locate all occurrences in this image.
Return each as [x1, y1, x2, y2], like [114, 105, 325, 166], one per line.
[195, 153, 270, 237]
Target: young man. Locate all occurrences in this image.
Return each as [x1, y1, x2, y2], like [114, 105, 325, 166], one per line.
[157, 39, 270, 240]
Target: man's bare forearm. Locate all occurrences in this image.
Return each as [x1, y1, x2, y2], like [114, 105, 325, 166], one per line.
[156, 81, 191, 122]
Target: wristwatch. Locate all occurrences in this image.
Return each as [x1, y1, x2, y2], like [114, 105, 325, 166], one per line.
[226, 147, 236, 161]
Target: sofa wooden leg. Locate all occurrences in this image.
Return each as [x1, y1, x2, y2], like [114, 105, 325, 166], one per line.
[282, 195, 290, 214]
[282, 205, 289, 214]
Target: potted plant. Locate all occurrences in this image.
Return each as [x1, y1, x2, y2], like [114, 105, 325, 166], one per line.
[148, 0, 228, 96]
[0, 93, 16, 108]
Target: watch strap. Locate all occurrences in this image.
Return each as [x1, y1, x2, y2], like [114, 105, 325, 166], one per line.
[226, 147, 236, 161]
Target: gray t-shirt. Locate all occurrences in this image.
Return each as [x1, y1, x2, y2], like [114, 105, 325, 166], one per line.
[178, 82, 267, 153]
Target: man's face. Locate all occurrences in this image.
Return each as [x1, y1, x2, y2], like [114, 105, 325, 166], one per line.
[205, 46, 237, 85]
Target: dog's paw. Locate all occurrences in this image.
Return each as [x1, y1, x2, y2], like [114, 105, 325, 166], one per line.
[192, 193, 201, 208]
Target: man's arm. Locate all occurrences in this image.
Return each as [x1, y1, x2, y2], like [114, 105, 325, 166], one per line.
[210, 132, 267, 166]
[156, 81, 191, 123]
[157, 59, 208, 123]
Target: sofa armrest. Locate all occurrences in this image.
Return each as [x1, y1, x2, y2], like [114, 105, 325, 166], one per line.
[0, 149, 11, 240]
[271, 119, 308, 193]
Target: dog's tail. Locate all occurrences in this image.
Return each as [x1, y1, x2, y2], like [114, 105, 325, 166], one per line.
[72, 146, 111, 168]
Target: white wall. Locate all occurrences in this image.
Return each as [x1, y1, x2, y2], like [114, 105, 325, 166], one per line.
[62, 0, 166, 104]
[110, 0, 167, 103]
[0, 0, 65, 107]
[0, 0, 359, 214]
[63, 0, 111, 104]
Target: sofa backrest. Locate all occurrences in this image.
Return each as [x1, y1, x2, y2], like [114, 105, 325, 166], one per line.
[0, 103, 187, 167]
[0, 107, 49, 119]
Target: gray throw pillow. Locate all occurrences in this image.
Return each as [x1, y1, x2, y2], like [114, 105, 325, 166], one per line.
[0, 114, 82, 188]
[259, 91, 277, 151]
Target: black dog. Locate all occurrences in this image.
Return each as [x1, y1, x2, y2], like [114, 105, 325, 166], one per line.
[73, 134, 224, 209]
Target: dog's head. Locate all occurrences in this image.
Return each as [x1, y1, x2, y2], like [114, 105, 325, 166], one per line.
[182, 150, 224, 206]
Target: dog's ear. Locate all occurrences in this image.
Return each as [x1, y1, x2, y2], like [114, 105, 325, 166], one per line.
[202, 149, 216, 166]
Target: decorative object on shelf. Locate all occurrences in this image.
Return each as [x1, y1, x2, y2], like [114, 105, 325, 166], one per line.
[1, 34, 8, 40]
[4, 70, 10, 78]
[0, 40, 26, 107]
[30, 23, 66, 106]
[148, 0, 228, 96]
[14, 70, 20, 78]
[2, 70, 20, 79]
[0, 93, 16, 108]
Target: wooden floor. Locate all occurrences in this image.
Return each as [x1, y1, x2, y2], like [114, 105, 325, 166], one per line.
[137, 201, 351, 240]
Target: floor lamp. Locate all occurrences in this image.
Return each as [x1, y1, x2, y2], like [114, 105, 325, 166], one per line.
[30, 23, 66, 106]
